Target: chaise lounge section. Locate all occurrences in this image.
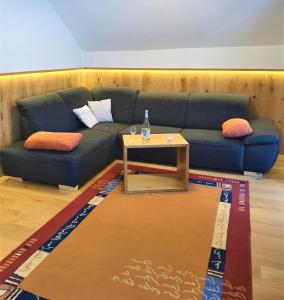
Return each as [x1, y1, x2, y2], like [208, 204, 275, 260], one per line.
[0, 86, 280, 188]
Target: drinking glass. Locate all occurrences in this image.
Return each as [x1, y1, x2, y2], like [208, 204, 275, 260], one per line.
[130, 126, 137, 139]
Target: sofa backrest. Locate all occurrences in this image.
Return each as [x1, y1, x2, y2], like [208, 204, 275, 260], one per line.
[17, 93, 76, 136]
[134, 92, 189, 128]
[91, 87, 139, 124]
[57, 87, 93, 130]
[17, 87, 251, 139]
[185, 93, 250, 130]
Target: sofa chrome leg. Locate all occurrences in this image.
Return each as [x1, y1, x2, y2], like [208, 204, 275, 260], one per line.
[243, 171, 263, 178]
[9, 176, 24, 183]
[58, 184, 79, 191]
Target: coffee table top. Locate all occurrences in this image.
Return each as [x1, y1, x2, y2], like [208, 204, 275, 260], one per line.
[123, 133, 188, 148]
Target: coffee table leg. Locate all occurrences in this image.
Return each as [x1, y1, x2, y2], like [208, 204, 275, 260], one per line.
[123, 146, 128, 192]
[177, 146, 189, 190]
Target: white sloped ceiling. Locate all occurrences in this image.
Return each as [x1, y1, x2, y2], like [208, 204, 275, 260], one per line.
[49, 0, 284, 51]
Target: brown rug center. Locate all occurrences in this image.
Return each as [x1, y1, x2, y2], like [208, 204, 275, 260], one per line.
[20, 182, 221, 300]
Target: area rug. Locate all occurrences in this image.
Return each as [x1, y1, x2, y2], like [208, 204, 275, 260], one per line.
[0, 163, 251, 300]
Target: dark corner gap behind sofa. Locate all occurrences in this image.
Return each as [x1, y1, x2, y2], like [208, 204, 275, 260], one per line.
[0, 86, 280, 188]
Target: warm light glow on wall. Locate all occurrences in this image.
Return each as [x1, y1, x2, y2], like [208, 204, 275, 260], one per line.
[84, 68, 284, 74]
[0, 68, 83, 78]
[0, 67, 283, 77]
[0, 67, 283, 154]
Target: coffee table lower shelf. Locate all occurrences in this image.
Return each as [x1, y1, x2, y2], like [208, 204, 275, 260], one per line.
[125, 173, 187, 193]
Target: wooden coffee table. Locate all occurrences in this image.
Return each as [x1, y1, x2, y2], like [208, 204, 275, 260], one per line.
[123, 133, 189, 193]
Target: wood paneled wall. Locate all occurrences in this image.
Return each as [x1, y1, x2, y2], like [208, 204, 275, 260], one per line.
[0, 68, 283, 155]
[85, 69, 284, 153]
[0, 70, 84, 150]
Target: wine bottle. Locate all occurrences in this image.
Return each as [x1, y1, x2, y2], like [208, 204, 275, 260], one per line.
[142, 110, 151, 140]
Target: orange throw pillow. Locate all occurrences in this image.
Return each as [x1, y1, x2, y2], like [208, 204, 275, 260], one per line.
[25, 131, 82, 151]
[222, 118, 253, 138]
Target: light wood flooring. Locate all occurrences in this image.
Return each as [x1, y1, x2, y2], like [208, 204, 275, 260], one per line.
[0, 157, 283, 300]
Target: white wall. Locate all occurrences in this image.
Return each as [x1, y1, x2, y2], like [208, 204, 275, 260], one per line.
[84, 45, 284, 70]
[0, 0, 283, 72]
[0, 0, 82, 73]
[0, 0, 3, 71]
[51, 0, 284, 70]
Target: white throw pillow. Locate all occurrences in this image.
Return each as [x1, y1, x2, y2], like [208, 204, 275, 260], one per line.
[73, 105, 98, 128]
[88, 99, 113, 123]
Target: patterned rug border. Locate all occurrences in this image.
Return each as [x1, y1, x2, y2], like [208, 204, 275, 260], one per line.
[0, 162, 251, 300]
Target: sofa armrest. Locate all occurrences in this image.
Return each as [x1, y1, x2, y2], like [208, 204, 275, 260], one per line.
[244, 118, 280, 145]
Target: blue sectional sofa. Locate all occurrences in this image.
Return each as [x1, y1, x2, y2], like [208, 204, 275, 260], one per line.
[0, 87, 280, 188]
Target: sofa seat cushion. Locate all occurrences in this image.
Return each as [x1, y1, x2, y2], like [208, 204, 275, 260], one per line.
[72, 129, 116, 159]
[93, 122, 129, 134]
[181, 128, 244, 172]
[243, 118, 280, 145]
[1, 129, 117, 187]
[118, 125, 182, 164]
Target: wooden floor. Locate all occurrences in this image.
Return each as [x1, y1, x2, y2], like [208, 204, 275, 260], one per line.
[0, 157, 283, 299]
